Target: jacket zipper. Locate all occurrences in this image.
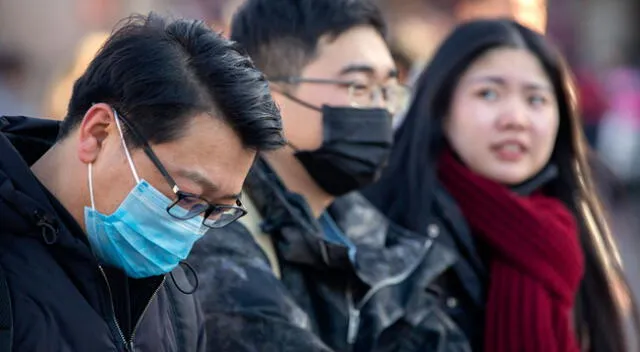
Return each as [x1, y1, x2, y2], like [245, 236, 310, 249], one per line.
[99, 266, 166, 351]
[98, 266, 128, 350]
[346, 236, 437, 346]
[127, 277, 166, 350]
[346, 288, 360, 345]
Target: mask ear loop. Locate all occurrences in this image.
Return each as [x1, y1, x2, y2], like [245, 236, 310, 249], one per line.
[87, 109, 142, 210]
[88, 163, 96, 210]
[269, 84, 337, 166]
[112, 109, 141, 184]
[269, 83, 323, 153]
[170, 261, 199, 295]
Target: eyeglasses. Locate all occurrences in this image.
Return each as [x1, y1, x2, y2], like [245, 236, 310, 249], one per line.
[116, 112, 247, 229]
[270, 76, 410, 114]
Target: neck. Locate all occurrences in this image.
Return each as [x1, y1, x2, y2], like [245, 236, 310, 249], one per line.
[263, 148, 334, 218]
[31, 141, 88, 233]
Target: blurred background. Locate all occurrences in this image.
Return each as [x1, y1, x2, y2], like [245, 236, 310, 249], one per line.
[4, 0, 639, 119]
[1, 0, 639, 305]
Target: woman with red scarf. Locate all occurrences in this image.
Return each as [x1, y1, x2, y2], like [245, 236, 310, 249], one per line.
[364, 19, 638, 351]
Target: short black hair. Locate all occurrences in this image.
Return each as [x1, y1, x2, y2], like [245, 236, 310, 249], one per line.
[59, 13, 284, 151]
[230, 0, 386, 77]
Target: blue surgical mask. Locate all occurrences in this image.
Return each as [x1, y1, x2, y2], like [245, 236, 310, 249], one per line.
[84, 111, 205, 278]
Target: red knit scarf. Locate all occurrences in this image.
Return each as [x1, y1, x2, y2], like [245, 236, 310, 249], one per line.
[438, 150, 584, 352]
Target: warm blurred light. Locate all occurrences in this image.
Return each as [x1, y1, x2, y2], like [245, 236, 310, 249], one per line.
[456, 0, 512, 21]
[45, 32, 109, 119]
[393, 16, 453, 65]
[512, 0, 547, 33]
[455, 0, 547, 33]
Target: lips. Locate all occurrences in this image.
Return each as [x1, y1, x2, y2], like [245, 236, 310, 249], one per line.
[491, 140, 528, 161]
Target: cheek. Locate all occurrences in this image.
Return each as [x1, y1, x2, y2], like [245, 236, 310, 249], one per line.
[283, 105, 323, 150]
[532, 113, 560, 154]
[282, 86, 328, 150]
[91, 159, 137, 214]
[307, 84, 351, 108]
[445, 103, 494, 156]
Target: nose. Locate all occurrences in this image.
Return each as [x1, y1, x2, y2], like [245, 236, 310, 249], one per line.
[496, 97, 530, 131]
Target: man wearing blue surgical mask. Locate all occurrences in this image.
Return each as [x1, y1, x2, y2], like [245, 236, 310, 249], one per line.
[0, 13, 283, 352]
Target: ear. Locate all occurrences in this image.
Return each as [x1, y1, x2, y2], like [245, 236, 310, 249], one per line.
[77, 103, 116, 165]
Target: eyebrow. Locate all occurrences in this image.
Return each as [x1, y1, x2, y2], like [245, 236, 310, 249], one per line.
[339, 63, 398, 80]
[176, 169, 242, 201]
[467, 76, 553, 91]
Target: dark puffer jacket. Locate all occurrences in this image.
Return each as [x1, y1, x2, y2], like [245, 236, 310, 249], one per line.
[0, 115, 205, 351]
[188, 158, 487, 351]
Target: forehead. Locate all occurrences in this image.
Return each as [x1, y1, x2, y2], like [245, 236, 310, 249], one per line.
[304, 25, 395, 79]
[461, 47, 551, 86]
[151, 114, 255, 194]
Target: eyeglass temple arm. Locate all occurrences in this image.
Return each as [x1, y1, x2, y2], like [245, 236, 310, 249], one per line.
[115, 113, 181, 193]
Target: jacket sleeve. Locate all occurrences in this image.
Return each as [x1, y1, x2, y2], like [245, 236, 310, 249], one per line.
[188, 223, 333, 352]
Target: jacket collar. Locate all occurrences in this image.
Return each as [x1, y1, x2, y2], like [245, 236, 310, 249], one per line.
[0, 116, 113, 304]
[244, 157, 444, 287]
[0, 116, 89, 252]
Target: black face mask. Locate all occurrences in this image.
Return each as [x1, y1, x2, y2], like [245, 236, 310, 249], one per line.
[293, 105, 394, 196]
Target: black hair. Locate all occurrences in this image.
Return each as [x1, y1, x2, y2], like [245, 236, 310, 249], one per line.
[364, 18, 639, 352]
[58, 13, 284, 151]
[229, 0, 386, 77]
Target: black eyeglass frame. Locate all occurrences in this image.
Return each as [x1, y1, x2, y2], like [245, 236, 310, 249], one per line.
[115, 111, 247, 229]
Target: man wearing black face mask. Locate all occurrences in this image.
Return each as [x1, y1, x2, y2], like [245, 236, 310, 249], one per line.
[186, 0, 420, 351]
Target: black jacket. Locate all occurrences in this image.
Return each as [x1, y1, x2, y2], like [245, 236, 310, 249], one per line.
[0, 115, 205, 351]
[188, 158, 486, 351]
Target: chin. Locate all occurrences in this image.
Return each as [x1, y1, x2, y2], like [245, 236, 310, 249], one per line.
[484, 168, 532, 186]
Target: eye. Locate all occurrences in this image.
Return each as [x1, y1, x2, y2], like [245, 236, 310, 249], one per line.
[528, 94, 548, 107]
[208, 207, 225, 220]
[476, 88, 498, 101]
[176, 193, 203, 207]
[350, 82, 370, 97]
